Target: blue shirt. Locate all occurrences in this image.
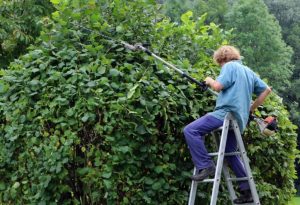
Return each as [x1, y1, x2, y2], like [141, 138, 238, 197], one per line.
[209, 60, 267, 132]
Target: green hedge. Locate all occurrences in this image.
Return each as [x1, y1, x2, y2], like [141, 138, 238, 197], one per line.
[0, 0, 298, 204]
[0, 0, 54, 68]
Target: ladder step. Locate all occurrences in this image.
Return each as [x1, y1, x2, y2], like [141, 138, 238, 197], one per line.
[213, 126, 234, 132]
[198, 178, 215, 183]
[234, 203, 255, 205]
[196, 177, 249, 183]
[228, 177, 249, 182]
[208, 151, 241, 156]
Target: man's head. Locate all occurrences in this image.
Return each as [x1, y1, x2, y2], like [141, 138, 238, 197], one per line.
[213, 45, 241, 66]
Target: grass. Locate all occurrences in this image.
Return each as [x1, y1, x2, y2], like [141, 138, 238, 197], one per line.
[288, 197, 300, 205]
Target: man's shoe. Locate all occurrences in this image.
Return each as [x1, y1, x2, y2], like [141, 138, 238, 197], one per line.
[190, 165, 215, 181]
[233, 189, 253, 204]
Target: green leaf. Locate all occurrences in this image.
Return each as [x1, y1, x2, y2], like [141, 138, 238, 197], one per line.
[103, 179, 112, 189]
[116, 25, 124, 33]
[52, 11, 60, 20]
[50, 0, 60, 5]
[102, 172, 112, 179]
[81, 114, 89, 122]
[87, 81, 96, 87]
[98, 66, 106, 75]
[118, 146, 130, 154]
[12, 182, 20, 189]
[154, 166, 163, 174]
[127, 84, 139, 99]
[109, 69, 119, 77]
[151, 181, 162, 190]
[0, 80, 8, 93]
[0, 182, 5, 191]
[136, 125, 147, 135]
[181, 11, 193, 24]
[144, 177, 154, 185]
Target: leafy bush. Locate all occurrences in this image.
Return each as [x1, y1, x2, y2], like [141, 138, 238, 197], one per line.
[0, 0, 54, 68]
[0, 0, 297, 204]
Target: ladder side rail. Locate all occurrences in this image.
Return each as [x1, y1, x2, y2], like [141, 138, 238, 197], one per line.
[188, 167, 198, 205]
[231, 117, 261, 205]
[210, 116, 230, 205]
[212, 131, 237, 205]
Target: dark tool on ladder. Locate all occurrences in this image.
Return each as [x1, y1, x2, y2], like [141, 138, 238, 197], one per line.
[250, 114, 278, 137]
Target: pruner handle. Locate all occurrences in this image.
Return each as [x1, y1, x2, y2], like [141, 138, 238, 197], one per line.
[181, 72, 208, 91]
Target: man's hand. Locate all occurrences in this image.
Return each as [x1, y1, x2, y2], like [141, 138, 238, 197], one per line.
[204, 77, 223, 92]
[204, 77, 214, 86]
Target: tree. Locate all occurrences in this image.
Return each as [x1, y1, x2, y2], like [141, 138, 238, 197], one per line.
[263, 0, 300, 194]
[224, 0, 294, 93]
[160, 0, 228, 24]
[263, 0, 300, 106]
[0, 0, 54, 68]
[263, 0, 300, 32]
[263, 0, 300, 93]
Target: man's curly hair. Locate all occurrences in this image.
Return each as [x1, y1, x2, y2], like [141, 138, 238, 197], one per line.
[213, 45, 241, 65]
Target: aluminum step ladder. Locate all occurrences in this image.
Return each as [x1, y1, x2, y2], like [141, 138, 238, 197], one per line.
[188, 113, 260, 205]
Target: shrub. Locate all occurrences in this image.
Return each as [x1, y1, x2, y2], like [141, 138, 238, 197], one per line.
[0, 0, 297, 204]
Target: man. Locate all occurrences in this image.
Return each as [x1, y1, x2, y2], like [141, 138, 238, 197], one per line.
[183, 45, 271, 204]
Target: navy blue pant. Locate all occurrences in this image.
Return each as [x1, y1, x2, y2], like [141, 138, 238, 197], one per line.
[183, 114, 249, 190]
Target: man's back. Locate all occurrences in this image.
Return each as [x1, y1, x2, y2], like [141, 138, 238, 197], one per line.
[210, 60, 267, 131]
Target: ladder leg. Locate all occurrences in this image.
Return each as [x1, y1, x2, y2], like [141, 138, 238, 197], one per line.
[221, 162, 237, 205]
[188, 167, 198, 205]
[210, 118, 230, 205]
[231, 119, 261, 205]
[212, 132, 237, 205]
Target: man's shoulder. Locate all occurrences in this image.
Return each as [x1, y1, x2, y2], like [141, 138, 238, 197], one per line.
[228, 61, 255, 74]
[223, 60, 243, 70]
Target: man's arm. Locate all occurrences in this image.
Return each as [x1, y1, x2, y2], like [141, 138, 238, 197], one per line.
[204, 77, 223, 92]
[250, 87, 272, 112]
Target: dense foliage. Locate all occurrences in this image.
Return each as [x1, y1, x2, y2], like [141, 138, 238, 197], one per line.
[0, 0, 54, 68]
[160, 0, 228, 25]
[0, 0, 298, 204]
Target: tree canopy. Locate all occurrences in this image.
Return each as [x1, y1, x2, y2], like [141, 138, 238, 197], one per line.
[224, 0, 294, 93]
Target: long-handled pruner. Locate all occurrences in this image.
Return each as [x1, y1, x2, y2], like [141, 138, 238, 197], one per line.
[121, 42, 218, 96]
[72, 23, 216, 94]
